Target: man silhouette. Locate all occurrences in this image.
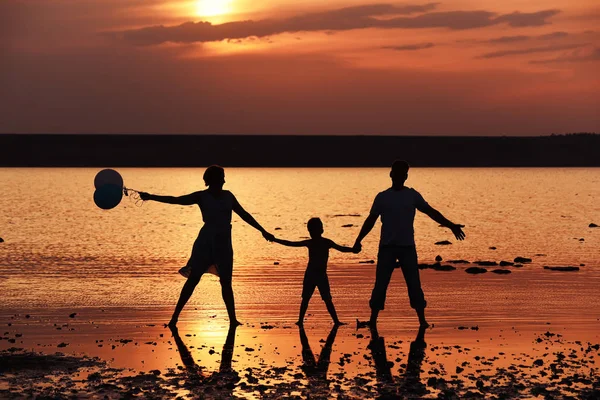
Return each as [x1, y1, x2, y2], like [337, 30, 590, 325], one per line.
[353, 160, 465, 327]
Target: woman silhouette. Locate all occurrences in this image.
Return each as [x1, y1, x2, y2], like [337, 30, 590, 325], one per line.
[140, 165, 273, 327]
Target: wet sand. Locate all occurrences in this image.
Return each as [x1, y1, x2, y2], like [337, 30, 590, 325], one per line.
[2, 264, 599, 399]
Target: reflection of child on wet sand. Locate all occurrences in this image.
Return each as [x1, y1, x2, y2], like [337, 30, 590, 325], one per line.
[271, 218, 359, 326]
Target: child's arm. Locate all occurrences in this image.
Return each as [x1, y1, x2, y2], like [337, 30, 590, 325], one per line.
[272, 238, 310, 248]
[328, 240, 359, 253]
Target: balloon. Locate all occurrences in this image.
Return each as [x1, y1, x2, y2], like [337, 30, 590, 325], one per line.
[94, 169, 123, 189]
[93, 184, 123, 210]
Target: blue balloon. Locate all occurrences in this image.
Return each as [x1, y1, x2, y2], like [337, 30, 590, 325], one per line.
[94, 184, 123, 210]
[94, 169, 123, 189]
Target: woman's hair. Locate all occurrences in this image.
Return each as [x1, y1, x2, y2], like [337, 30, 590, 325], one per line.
[203, 165, 225, 186]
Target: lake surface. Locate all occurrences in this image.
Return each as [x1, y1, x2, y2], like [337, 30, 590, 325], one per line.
[0, 168, 598, 325]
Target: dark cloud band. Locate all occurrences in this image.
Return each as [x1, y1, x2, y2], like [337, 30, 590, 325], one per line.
[108, 4, 561, 46]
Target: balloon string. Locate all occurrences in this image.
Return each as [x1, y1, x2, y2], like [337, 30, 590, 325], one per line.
[123, 187, 145, 207]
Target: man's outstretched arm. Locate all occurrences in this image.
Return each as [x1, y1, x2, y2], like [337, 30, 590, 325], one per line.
[353, 213, 379, 251]
[418, 204, 465, 240]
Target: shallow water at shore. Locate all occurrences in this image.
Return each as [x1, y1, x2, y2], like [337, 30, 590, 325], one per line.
[1, 167, 599, 398]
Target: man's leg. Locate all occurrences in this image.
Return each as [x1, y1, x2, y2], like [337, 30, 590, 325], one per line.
[398, 246, 428, 327]
[369, 247, 397, 325]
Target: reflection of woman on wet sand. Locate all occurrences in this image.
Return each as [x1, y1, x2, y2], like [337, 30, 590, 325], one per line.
[140, 166, 274, 327]
[169, 325, 239, 394]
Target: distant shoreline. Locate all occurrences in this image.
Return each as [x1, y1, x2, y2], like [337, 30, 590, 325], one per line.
[1, 133, 598, 167]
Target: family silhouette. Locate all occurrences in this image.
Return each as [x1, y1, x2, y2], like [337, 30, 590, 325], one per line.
[139, 160, 465, 329]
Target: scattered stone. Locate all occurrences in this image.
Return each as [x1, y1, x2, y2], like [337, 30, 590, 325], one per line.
[273, 262, 279, 265]
[589, 223, 598, 228]
[359, 260, 375, 264]
[435, 240, 452, 245]
[274, 227, 282, 230]
[465, 267, 487, 274]
[489, 246, 497, 250]
[499, 260, 514, 266]
[419, 263, 456, 271]
[433, 264, 456, 271]
[57, 342, 69, 348]
[435, 255, 442, 262]
[492, 269, 512, 274]
[260, 325, 275, 330]
[514, 257, 532, 263]
[341, 224, 354, 228]
[543, 266, 579, 272]
[474, 260, 498, 266]
[0, 237, 3, 243]
[69, 313, 77, 318]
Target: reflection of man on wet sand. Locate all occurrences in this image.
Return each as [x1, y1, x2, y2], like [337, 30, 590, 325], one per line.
[169, 325, 239, 394]
[299, 325, 339, 397]
[368, 325, 428, 397]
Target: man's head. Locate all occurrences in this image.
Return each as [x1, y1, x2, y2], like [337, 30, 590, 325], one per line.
[390, 160, 410, 184]
[203, 165, 225, 187]
[307, 217, 324, 238]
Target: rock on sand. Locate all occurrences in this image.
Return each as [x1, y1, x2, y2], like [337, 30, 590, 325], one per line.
[466, 267, 487, 274]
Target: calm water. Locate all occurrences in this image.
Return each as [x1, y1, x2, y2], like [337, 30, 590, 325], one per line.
[0, 168, 599, 323]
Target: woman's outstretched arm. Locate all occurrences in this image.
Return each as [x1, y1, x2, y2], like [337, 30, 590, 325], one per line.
[232, 195, 274, 241]
[140, 191, 201, 206]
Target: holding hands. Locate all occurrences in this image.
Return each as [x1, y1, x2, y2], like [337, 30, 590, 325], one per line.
[262, 231, 275, 242]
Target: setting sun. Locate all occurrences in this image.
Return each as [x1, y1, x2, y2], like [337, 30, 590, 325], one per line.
[195, 0, 232, 18]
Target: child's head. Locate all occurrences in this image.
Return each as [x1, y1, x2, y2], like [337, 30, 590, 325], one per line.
[203, 165, 225, 187]
[307, 217, 324, 238]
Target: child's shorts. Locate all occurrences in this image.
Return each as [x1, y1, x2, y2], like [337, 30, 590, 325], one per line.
[302, 270, 332, 301]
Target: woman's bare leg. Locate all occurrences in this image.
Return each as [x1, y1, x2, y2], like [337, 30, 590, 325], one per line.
[221, 280, 241, 326]
[168, 275, 201, 327]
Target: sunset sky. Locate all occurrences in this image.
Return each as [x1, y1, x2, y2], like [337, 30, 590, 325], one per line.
[1, 0, 598, 135]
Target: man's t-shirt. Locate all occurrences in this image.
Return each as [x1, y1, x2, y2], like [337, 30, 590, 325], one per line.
[370, 187, 429, 246]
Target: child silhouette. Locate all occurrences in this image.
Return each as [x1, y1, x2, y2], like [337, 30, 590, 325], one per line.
[272, 218, 358, 326]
